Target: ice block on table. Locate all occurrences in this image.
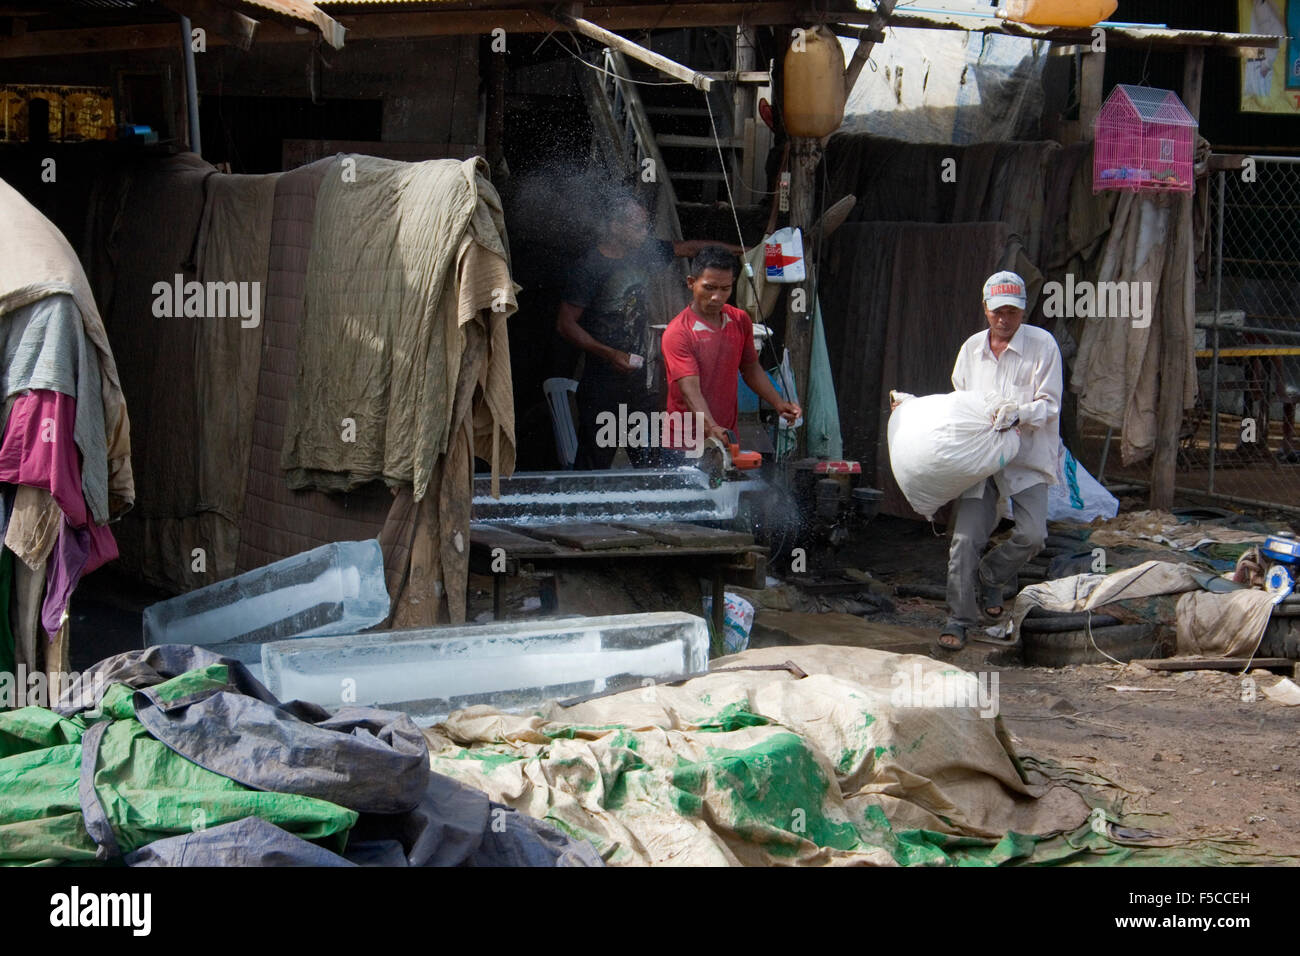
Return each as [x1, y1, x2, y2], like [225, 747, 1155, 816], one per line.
[143, 539, 390, 650]
[260, 612, 710, 726]
[471, 468, 742, 525]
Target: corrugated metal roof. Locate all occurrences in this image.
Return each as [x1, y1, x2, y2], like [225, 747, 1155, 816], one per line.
[225, 0, 346, 47]
[851, 5, 1281, 49]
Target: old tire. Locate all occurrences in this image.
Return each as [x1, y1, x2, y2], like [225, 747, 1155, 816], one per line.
[1022, 622, 1162, 667]
[1020, 609, 1123, 633]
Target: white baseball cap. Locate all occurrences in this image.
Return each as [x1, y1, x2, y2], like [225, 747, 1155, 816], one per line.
[983, 271, 1027, 310]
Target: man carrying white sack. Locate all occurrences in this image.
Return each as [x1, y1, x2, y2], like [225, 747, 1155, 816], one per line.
[936, 271, 1063, 653]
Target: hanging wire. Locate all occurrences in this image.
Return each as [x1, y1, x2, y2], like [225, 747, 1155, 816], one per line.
[702, 90, 782, 358]
[544, 28, 699, 86]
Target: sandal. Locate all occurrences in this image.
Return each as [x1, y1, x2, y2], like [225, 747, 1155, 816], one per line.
[981, 579, 1005, 619]
[934, 624, 967, 654]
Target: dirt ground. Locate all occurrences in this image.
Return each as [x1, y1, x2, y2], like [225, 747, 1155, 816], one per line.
[458, 508, 1300, 862]
[999, 661, 1300, 860]
[830, 513, 1300, 863]
[75, 508, 1300, 863]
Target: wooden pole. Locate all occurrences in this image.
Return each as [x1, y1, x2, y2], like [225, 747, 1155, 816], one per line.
[843, 0, 896, 97]
[785, 136, 820, 458]
[1150, 52, 1205, 509]
[1079, 45, 1105, 136]
[734, 25, 757, 205]
[1182, 46, 1205, 120]
[1150, 193, 1194, 511]
[485, 37, 506, 174]
[552, 9, 714, 91]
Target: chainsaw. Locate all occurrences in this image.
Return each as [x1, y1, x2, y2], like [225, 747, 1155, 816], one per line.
[699, 431, 762, 488]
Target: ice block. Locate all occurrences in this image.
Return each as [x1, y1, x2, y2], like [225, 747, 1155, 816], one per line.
[472, 468, 743, 525]
[260, 612, 710, 725]
[143, 540, 390, 650]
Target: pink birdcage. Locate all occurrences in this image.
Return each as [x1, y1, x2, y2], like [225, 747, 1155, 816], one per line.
[1093, 84, 1197, 194]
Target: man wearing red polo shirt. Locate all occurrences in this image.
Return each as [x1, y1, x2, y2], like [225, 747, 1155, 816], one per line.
[661, 246, 801, 457]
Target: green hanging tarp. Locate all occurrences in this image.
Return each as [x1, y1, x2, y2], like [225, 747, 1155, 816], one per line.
[805, 296, 843, 460]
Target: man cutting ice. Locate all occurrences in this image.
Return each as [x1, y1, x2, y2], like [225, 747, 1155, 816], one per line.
[936, 271, 1063, 653]
[660, 246, 801, 458]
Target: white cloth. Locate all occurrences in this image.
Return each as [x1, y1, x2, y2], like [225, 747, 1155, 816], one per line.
[951, 323, 1062, 497]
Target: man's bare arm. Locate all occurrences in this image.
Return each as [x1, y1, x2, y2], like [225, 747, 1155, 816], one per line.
[675, 375, 729, 443]
[556, 302, 633, 373]
[741, 359, 801, 422]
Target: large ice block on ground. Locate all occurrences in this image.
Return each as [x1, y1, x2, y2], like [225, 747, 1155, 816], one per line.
[472, 468, 742, 525]
[143, 539, 390, 650]
[261, 612, 710, 726]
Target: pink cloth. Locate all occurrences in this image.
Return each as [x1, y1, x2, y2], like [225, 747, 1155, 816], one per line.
[0, 390, 87, 526]
[1, 389, 118, 638]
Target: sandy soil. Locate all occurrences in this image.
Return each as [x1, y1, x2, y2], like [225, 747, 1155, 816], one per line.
[843, 514, 1300, 862]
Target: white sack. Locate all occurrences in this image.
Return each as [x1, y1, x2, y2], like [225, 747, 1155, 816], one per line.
[887, 390, 1021, 520]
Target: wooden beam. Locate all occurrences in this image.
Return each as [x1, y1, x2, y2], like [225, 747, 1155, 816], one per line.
[843, 0, 895, 98]
[841, 11, 1281, 50]
[1182, 45, 1205, 121]
[1136, 657, 1294, 673]
[485, 35, 505, 173]
[0, 3, 862, 58]
[552, 7, 713, 90]
[163, 0, 258, 50]
[784, 135, 820, 457]
[1150, 193, 1195, 513]
[1079, 45, 1105, 138]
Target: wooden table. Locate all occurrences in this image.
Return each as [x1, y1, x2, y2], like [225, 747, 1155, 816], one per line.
[469, 521, 767, 637]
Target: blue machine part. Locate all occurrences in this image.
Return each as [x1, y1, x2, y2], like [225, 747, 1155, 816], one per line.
[1265, 564, 1295, 604]
[1261, 534, 1300, 564]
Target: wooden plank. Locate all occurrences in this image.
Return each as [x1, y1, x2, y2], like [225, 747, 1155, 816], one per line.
[843, 0, 897, 98]
[1182, 45, 1205, 121]
[784, 135, 820, 457]
[524, 522, 654, 551]
[611, 521, 755, 548]
[469, 523, 563, 555]
[0, 3, 863, 58]
[656, 133, 745, 148]
[1135, 658, 1294, 673]
[281, 139, 479, 170]
[554, 9, 714, 91]
[1079, 48, 1105, 137]
[1149, 191, 1193, 512]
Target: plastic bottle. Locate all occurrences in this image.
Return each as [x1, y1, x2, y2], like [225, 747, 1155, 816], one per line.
[783, 25, 846, 138]
[997, 0, 1118, 28]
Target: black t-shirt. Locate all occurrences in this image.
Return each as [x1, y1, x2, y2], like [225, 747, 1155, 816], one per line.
[562, 239, 675, 376]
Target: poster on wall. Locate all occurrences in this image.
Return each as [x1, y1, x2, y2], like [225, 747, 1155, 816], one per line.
[1240, 0, 1300, 113]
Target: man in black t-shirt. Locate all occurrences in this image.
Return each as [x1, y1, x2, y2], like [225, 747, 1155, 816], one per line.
[556, 195, 742, 469]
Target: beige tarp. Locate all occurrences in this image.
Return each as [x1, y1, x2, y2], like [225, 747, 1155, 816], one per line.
[1010, 560, 1276, 659]
[284, 156, 516, 501]
[121, 171, 279, 584]
[423, 645, 1091, 866]
[1071, 191, 1198, 465]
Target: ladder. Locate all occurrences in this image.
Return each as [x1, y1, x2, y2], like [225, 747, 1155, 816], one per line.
[578, 47, 684, 240]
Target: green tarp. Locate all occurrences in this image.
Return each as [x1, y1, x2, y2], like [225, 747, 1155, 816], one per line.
[0, 665, 356, 866]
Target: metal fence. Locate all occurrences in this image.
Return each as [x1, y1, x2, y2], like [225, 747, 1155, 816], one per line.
[1173, 156, 1300, 513]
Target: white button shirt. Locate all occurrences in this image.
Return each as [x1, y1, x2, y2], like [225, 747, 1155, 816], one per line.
[951, 323, 1063, 498]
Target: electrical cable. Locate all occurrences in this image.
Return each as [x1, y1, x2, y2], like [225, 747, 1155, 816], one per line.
[703, 87, 793, 458]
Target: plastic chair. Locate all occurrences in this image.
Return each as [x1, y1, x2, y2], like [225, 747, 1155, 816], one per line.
[543, 377, 580, 469]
